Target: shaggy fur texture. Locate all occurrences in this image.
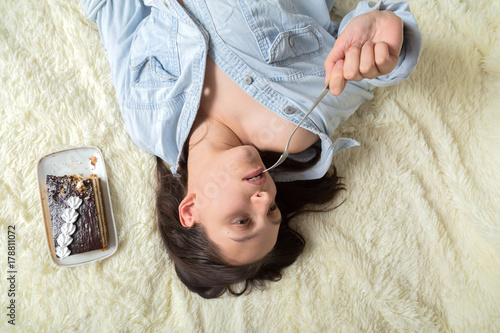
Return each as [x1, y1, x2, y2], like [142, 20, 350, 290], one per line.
[1, 0, 499, 331]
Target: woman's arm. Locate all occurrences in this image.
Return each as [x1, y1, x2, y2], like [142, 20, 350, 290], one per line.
[80, 0, 151, 100]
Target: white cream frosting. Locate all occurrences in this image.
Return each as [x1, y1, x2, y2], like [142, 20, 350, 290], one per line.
[67, 196, 82, 210]
[55, 246, 71, 259]
[56, 196, 81, 259]
[57, 233, 73, 247]
[60, 223, 76, 235]
[61, 208, 79, 224]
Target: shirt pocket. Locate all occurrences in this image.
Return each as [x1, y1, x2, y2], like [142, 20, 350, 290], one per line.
[238, 0, 324, 67]
[129, 8, 180, 88]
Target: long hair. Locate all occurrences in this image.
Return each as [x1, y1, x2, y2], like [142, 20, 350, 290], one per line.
[156, 146, 344, 299]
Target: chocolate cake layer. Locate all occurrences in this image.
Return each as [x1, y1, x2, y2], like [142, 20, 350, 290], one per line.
[46, 175, 108, 257]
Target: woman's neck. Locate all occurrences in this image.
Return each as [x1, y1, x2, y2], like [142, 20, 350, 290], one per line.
[186, 112, 246, 194]
[189, 110, 241, 149]
[187, 112, 240, 170]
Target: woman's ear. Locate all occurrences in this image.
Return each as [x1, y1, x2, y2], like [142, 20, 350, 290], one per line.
[179, 193, 197, 228]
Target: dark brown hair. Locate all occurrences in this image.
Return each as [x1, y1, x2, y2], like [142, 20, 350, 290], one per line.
[156, 146, 344, 299]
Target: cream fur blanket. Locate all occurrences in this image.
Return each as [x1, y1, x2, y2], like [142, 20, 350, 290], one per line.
[1, 0, 499, 331]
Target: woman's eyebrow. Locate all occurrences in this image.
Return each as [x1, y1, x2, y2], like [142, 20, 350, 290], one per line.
[230, 232, 259, 243]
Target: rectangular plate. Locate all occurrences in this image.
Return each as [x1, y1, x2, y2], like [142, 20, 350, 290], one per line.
[37, 146, 118, 267]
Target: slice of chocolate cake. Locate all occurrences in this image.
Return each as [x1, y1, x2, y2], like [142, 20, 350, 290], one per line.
[46, 174, 108, 259]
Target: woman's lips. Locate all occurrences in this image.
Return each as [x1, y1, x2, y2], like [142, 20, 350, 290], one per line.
[243, 168, 266, 185]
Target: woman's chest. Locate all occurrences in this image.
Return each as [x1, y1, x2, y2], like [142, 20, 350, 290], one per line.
[199, 58, 319, 153]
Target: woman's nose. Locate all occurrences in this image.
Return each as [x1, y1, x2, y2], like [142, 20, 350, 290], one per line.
[252, 190, 269, 199]
[251, 191, 278, 225]
[251, 190, 272, 206]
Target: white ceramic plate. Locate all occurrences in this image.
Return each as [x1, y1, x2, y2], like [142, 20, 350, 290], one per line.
[37, 146, 118, 267]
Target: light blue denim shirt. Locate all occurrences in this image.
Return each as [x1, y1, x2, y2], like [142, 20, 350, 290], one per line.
[81, 0, 421, 181]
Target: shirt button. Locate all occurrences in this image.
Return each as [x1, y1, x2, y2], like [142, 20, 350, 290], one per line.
[284, 106, 295, 114]
[243, 76, 253, 85]
[288, 36, 295, 47]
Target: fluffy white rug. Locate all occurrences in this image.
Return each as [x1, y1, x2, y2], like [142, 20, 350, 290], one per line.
[1, 0, 499, 331]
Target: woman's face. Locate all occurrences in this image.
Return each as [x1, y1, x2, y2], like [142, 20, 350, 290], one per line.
[181, 145, 282, 265]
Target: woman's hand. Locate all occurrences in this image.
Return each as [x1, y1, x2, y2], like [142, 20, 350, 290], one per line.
[324, 10, 404, 95]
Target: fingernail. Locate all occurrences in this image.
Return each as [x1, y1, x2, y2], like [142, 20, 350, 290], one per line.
[336, 60, 344, 67]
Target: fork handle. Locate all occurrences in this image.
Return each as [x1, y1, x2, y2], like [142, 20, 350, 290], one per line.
[262, 84, 330, 173]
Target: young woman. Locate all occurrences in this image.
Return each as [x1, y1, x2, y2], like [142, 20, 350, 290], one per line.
[81, 0, 421, 298]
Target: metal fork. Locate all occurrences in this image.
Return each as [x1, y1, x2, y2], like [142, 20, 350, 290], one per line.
[262, 84, 330, 173]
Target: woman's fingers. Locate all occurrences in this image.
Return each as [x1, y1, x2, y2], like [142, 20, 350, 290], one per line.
[328, 60, 347, 96]
[359, 41, 379, 79]
[343, 43, 363, 81]
[374, 41, 398, 75]
[327, 41, 399, 95]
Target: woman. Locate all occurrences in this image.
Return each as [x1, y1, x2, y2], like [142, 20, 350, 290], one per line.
[81, 0, 421, 298]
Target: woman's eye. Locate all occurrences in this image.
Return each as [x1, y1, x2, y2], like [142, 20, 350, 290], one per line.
[268, 204, 278, 213]
[234, 219, 249, 225]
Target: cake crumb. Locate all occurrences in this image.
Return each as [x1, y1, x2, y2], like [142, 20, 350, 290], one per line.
[89, 156, 97, 168]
